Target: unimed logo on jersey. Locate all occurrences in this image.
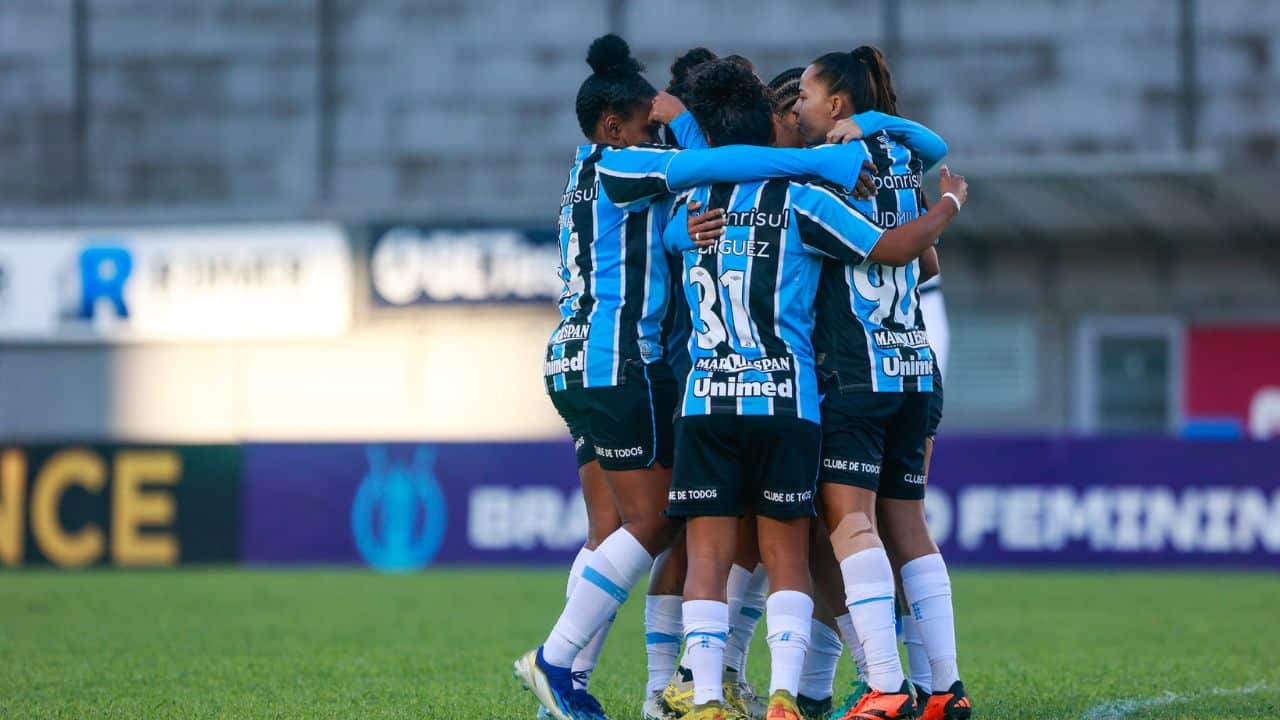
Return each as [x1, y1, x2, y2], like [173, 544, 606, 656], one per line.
[693, 377, 794, 399]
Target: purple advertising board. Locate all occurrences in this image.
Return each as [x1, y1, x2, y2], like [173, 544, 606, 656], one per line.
[242, 438, 1280, 570]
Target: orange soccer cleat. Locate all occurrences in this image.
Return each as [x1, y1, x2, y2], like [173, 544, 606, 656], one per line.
[919, 681, 971, 720]
[835, 680, 917, 719]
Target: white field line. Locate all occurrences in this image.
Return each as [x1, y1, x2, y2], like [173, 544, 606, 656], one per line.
[1082, 682, 1277, 719]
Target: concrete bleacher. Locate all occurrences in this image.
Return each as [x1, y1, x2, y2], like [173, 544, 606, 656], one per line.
[1, 0, 1276, 218]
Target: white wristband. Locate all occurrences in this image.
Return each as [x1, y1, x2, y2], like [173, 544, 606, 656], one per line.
[942, 192, 963, 212]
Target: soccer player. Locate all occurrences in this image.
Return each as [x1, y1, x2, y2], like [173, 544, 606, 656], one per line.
[686, 61, 953, 720]
[648, 58, 888, 720]
[643, 58, 963, 720]
[792, 47, 972, 720]
[517, 35, 888, 720]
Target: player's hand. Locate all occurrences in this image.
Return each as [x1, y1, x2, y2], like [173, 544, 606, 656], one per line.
[853, 160, 876, 199]
[826, 117, 864, 144]
[937, 165, 968, 208]
[650, 91, 688, 125]
[687, 201, 724, 248]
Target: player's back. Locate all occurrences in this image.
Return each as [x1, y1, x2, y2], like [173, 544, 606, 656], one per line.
[547, 143, 671, 392]
[814, 130, 936, 393]
[664, 176, 887, 423]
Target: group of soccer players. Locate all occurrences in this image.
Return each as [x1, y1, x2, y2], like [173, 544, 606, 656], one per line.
[514, 34, 971, 720]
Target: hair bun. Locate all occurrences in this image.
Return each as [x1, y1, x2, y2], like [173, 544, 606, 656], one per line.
[587, 34, 643, 77]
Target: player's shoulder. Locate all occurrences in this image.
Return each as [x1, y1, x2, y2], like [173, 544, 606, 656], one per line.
[598, 142, 680, 175]
[787, 176, 855, 205]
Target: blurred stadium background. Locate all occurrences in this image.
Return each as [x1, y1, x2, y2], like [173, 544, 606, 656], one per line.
[0, 1, 1277, 718]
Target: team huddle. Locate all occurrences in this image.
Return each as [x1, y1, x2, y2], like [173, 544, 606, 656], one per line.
[515, 34, 970, 720]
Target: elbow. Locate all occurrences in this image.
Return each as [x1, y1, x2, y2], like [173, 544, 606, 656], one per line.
[870, 247, 914, 267]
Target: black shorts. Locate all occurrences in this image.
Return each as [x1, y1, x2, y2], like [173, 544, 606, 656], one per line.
[667, 415, 821, 520]
[927, 368, 944, 438]
[550, 360, 676, 471]
[819, 390, 930, 500]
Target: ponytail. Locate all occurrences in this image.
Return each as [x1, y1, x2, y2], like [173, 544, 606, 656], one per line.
[810, 45, 899, 115]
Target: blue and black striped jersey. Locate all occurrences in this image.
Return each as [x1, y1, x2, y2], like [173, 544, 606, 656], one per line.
[663, 179, 887, 423]
[545, 138, 876, 393]
[545, 143, 673, 392]
[813, 123, 947, 393]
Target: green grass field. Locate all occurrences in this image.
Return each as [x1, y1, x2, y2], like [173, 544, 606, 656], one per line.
[1, 569, 1277, 719]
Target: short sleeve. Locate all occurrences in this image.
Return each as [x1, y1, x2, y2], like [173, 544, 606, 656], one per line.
[596, 145, 679, 211]
[790, 181, 885, 265]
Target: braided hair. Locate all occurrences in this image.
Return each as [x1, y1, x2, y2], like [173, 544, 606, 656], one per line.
[767, 67, 804, 114]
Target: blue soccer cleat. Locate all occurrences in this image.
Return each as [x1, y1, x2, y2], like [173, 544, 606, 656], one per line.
[514, 646, 580, 720]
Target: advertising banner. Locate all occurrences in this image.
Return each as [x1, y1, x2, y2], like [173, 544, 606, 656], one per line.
[0, 444, 241, 567]
[0, 223, 350, 341]
[242, 442, 585, 568]
[242, 438, 1280, 570]
[367, 224, 561, 306]
[925, 437, 1279, 567]
[1184, 325, 1280, 439]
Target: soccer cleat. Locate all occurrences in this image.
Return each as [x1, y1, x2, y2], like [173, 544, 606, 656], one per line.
[661, 666, 696, 717]
[572, 688, 611, 720]
[827, 679, 871, 720]
[686, 700, 750, 720]
[765, 689, 803, 720]
[644, 689, 678, 720]
[797, 693, 833, 720]
[513, 646, 579, 720]
[723, 671, 766, 719]
[834, 680, 917, 720]
[919, 681, 970, 720]
[911, 685, 930, 709]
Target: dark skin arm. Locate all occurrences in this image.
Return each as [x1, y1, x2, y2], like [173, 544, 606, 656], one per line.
[916, 191, 941, 283]
[919, 246, 940, 284]
[687, 166, 967, 263]
[866, 165, 966, 266]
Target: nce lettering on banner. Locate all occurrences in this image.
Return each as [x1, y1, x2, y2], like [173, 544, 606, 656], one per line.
[0, 447, 181, 568]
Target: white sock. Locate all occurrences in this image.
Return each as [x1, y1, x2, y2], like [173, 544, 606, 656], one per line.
[564, 547, 610, 690]
[841, 548, 905, 692]
[901, 553, 959, 690]
[544, 529, 652, 668]
[722, 564, 754, 672]
[645, 594, 683, 694]
[683, 600, 729, 705]
[765, 590, 813, 696]
[902, 613, 932, 694]
[798, 618, 842, 700]
[834, 613, 869, 680]
[566, 547, 592, 598]
[572, 611, 614, 689]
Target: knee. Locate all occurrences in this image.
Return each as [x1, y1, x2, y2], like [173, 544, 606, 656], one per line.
[586, 511, 621, 550]
[625, 514, 677, 556]
[829, 511, 882, 559]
